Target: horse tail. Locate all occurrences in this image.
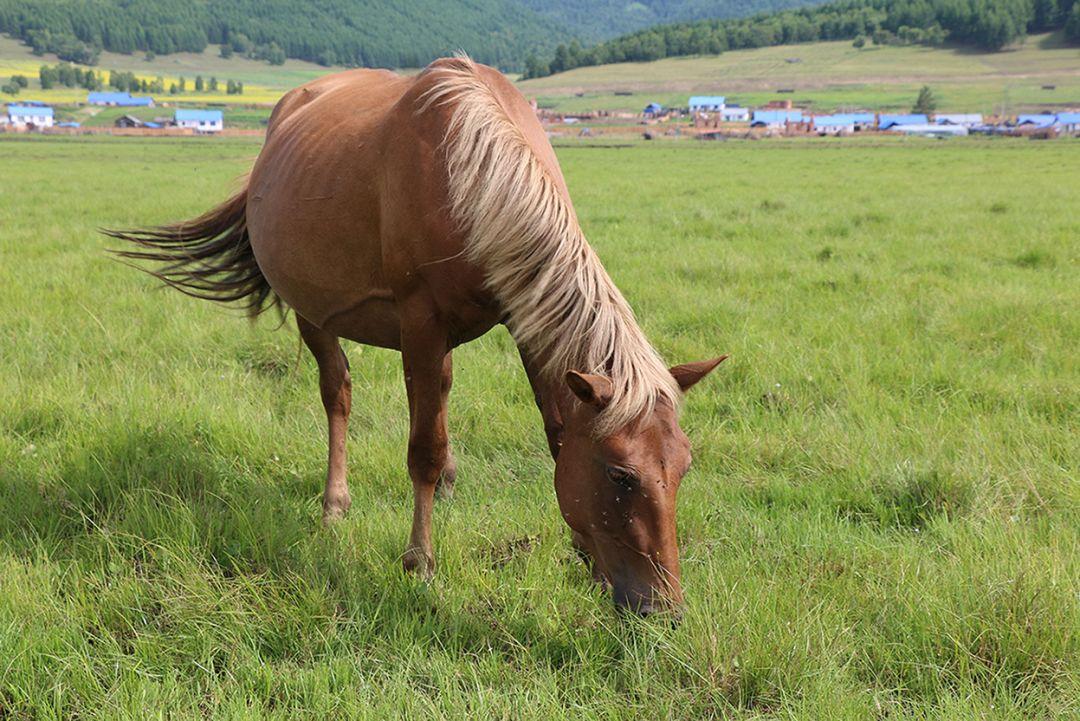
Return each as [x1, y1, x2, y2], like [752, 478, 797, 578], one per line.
[104, 181, 281, 318]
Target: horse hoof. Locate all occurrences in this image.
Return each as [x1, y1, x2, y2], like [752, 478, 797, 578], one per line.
[322, 497, 351, 524]
[402, 547, 435, 579]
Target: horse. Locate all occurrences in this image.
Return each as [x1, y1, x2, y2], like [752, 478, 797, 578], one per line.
[107, 56, 726, 616]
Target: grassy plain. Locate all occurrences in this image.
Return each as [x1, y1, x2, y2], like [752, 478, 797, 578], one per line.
[518, 32, 1080, 114]
[0, 135, 1077, 719]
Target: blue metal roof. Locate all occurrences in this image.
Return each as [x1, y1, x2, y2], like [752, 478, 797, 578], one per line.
[689, 96, 725, 107]
[643, 102, 663, 113]
[813, 114, 858, 127]
[935, 113, 982, 125]
[880, 114, 928, 129]
[175, 109, 223, 122]
[1056, 112, 1080, 124]
[8, 105, 54, 117]
[87, 92, 154, 106]
[751, 110, 805, 125]
[1017, 114, 1055, 127]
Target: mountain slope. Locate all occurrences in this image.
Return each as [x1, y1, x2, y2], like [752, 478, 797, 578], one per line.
[0, 0, 829, 70]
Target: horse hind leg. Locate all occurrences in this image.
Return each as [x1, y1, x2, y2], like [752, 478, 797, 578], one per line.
[297, 315, 353, 522]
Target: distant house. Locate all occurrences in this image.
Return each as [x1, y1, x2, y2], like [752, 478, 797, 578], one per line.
[115, 114, 161, 129]
[720, 106, 749, 122]
[689, 96, 725, 112]
[6, 104, 54, 128]
[751, 110, 805, 128]
[87, 92, 155, 107]
[935, 113, 982, 127]
[643, 102, 664, 117]
[1017, 114, 1056, 128]
[879, 114, 928, 130]
[1055, 112, 1080, 132]
[175, 108, 223, 133]
[813, 114, 856, 134]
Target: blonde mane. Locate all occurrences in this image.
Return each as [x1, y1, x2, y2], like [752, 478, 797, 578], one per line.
[418, 57, 680, 434]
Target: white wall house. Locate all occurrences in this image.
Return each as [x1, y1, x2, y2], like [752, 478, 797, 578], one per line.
[175, 109, 224, 133]
[7, 105, 54, 128]
[720, 106, 749, 122]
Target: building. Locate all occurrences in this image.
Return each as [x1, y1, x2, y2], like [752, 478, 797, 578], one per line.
[1055, 112, 1080, 132]
[891, 124, 968, 137]
[6, 104, 54, 128]
[689, 96, 725, 112]
[87, 92, 155, 107]
[813, 114, 856, 134]
[175, 109, 223, 133]
[1017, 114, 1056, 128]
[115, 114, 162, 129]
[643, 102, 664, 117]
[720, 106, 749, 122]
[879, 114, 929, 130]
[751, 110, 805, 128]
[935, 113, 982, 127]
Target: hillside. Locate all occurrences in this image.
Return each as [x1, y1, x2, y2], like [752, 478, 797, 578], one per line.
[0, 0, 827, 72]
[525, 0, 828, 42]
[526, 0, 1079, 77]
[517, 32, 1080, 113]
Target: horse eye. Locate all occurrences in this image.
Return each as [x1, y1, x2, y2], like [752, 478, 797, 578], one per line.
[605, 466, 636, 488]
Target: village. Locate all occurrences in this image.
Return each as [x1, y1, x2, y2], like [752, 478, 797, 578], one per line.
[3, 90, 1079, 138]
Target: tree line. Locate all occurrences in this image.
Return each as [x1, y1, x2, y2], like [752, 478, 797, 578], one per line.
[524, 0, 1080, 78]
[26, 62, 244, 96]
[0, 0, 557, 70]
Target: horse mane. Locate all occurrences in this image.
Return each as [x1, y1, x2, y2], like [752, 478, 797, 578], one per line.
[418, 56, 680, 435]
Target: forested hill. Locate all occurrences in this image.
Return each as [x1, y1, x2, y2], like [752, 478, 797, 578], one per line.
[525, 0, 1080, 78]
[0, 0, 827, 71]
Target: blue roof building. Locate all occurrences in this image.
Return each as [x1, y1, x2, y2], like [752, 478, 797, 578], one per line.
[751, 110, 805, 127]
[1017, 114, 1056, 128]
[643, 102, 664, 115]
[1055, 112, 1080, 129]
[175, 108, 224, 132]
[87, 92, 154, 107]
[879, 114, 928, 129]
[689, 96, 726, 111]
[8, 104, 54, 118]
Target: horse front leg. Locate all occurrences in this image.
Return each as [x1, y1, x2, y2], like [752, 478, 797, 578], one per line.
[298, 315, 353, 523]
[399, 300, 454, 578]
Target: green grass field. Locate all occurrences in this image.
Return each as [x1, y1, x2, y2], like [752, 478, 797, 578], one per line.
[0, 135, 1077, 719]
[518, 32, 1080, 114]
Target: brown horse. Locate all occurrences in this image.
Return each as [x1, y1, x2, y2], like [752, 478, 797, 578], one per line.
[108, 57, 725, 615]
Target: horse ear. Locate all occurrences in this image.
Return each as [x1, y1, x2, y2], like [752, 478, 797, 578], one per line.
[670, 356, 728, 393]
[565, 371, 614, 409]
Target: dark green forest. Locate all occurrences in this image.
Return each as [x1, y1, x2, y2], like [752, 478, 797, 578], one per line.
[0, 0, 825, 70]
[525, 0, 1080, 77]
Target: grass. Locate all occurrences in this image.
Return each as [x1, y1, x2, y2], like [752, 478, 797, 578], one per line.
[518, 32, 1080, 114]
[0, 134, 1077, 719]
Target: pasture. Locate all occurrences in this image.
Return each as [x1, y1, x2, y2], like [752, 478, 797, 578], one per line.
[0, 135, 1077, 719]
[518, 32, 1080, 114]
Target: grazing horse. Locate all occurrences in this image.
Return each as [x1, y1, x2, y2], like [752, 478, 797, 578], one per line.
[108, 57, 725, 615]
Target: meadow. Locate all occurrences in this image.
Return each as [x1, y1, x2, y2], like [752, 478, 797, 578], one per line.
[0, 135, 1077, 719]
[518, 32, 1080, 114]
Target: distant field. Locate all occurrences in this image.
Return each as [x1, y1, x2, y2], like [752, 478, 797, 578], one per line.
[518, 32, 1080, 114]
[1, 134, 1077, 719]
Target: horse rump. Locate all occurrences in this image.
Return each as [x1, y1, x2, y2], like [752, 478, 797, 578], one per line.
[104, 184, 281, 318]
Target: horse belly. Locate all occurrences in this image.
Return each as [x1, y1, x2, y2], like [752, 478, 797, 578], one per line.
[247, 152, 401, 348]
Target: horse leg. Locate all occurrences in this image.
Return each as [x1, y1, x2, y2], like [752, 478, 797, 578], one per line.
[518, 347, 563, 461]
[399, 303, 454, 577]
[297, 315, 353, 523]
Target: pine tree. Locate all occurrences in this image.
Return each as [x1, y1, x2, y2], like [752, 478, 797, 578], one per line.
[912, 86, 937, 115]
